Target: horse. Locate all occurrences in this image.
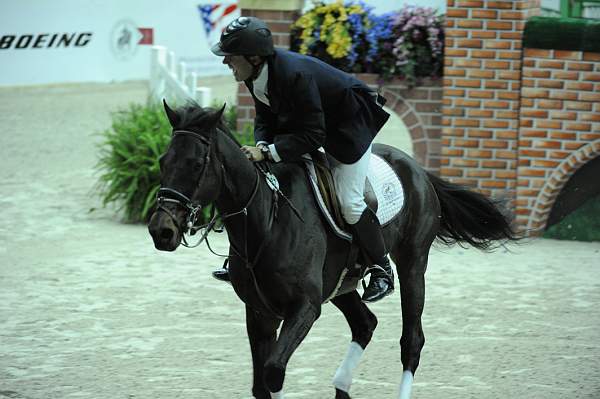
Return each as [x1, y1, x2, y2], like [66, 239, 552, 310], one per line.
[147, 101, 518, 399]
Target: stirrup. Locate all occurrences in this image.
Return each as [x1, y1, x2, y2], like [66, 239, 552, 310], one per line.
[212, 259, 231, 284]
[360, 263, 393, 291]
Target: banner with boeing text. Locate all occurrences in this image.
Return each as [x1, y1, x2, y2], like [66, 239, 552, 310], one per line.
[0, 0, 238, 86]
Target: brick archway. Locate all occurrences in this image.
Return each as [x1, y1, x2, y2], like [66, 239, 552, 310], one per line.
[527, 139, 600, 232]
[355, 75, 443, 172]
[380, 88, 434, 168]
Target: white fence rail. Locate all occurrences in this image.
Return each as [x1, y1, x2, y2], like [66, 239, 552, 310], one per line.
[150, 45, 212, 107]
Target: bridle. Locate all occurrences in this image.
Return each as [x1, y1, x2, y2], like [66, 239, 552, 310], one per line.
[154, 127, 280, 317]
[154, 127, 296, 319]
[155, 129, 259, 248]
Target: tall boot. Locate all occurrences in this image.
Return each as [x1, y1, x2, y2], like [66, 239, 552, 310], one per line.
[352, 208, 395, 303]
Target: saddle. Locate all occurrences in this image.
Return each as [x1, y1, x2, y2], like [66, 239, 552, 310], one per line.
[310, 150, 378, 232]
[303, 150, 404, 241]
[302, 150, 405, 301]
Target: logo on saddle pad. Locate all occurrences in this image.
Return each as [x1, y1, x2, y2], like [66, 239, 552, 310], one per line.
[382, 182, 399, 202]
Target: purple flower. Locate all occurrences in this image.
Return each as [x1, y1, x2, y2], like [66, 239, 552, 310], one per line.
[293, 1, 444, 82]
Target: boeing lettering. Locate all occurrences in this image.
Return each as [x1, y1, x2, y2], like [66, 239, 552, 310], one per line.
[0, 32, 93, 50]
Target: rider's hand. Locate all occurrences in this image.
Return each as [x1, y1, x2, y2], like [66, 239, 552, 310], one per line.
[241, 145, 265, 162]
[256, 142, 267, 151]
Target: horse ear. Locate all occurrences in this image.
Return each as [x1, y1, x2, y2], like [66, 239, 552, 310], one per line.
[215, 103, 226, 121]
[163, 99, 180, 127]
[209, 103, 226, 137]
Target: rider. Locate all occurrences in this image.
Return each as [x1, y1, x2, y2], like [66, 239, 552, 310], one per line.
[210, 16, 394, 303]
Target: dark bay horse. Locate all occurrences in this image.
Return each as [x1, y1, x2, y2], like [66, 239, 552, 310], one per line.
[148, 102, 517, 399]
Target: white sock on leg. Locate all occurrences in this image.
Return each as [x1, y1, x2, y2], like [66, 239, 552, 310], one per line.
[332, 341, 364, 393]
[270, 390, 284, 399]
[398, 370, 414, 399]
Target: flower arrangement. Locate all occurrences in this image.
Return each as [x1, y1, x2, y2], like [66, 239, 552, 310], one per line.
[391, 5, 444, 84]
[291, 1, 444, 85]
[291, 1, 394, 73]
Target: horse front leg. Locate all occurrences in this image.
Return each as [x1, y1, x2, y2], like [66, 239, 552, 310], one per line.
[246, 305, 281, 399]
[393, 251, 428, 399]
[330, 291, 378, 398]
[263, 299, 321, 396]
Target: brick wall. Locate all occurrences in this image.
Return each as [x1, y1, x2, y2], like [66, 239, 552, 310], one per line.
[517, 49, 600, 232]
[441, 0, 540, 200]
[236, 1, 600, 235]
[442, 0, 600, 234]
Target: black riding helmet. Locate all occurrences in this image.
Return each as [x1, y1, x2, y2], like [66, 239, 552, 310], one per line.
[210, 16, 274, 57]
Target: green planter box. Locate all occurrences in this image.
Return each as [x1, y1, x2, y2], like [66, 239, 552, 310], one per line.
[524, 16, 600, 52]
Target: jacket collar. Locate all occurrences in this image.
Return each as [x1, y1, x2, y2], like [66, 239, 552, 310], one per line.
[243, 50, 281, 113]
[265, 50, 280, 112]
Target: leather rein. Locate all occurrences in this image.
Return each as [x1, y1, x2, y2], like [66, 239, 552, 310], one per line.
[155, 128, 284, 318]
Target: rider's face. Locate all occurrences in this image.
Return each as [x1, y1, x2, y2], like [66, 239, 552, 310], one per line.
[223, 55, 253, 82]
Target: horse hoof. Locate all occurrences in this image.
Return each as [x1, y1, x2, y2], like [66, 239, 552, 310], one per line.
[264, 362, 285, 393]
[335, 388, 351, 399]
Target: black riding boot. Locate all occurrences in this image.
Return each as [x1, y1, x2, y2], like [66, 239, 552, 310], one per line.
[212, 259, 231, 283]
[352, 209, 395, 303]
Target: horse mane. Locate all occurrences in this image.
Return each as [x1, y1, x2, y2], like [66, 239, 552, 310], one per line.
[174, 100, 242, 148]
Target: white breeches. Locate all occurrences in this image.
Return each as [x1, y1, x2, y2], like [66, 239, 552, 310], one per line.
[329, 145, 372, 225]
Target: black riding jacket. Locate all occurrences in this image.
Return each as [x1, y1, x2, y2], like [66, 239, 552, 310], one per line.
[245, 49, 390, 164]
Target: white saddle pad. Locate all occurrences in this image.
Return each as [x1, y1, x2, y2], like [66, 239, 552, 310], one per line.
[304, 153, 405, 241]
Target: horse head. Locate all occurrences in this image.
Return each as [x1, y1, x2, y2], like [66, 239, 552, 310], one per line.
[148, 100, 226, 251]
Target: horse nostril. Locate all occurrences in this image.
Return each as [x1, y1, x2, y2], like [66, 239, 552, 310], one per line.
[160, 228, 174, 242]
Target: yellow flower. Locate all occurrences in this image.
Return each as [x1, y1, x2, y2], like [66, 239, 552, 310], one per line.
[326, 24, 351, 59]
[299, 27, 315, 54]
[295, 1, 357, 59]
[348, 4, 363, 15]
[338, 6, 348, 21]
[327, 41, 348, 59]
[294, 13, 316, 30]
[323, 13, 336, 28]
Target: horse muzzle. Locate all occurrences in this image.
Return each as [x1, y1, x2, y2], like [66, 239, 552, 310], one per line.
[148, 210, 183, 251]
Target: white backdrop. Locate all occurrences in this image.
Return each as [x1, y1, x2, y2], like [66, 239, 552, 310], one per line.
[0, 0, 448, 86]
[0, 0, 237, 86]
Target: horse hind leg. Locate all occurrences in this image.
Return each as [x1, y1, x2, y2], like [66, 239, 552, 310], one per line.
[390, 246, 429, 399]
[330, 291, 378, 398]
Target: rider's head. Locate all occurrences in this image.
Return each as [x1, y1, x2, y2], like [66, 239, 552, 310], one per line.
[210, 17, 274, 82]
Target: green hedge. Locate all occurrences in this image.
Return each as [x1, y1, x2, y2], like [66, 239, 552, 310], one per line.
[524, 16, 600, 53]
[543, 194, 600, 242]
[94, 101, 252, 223]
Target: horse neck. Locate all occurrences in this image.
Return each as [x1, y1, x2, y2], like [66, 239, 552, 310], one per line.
[214, 134, 269, 231]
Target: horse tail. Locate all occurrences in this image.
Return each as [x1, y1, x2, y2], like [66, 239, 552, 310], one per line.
[426, 171, 519, 250]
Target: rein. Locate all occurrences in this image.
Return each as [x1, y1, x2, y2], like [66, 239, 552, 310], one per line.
[156, 128, 286, 318]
